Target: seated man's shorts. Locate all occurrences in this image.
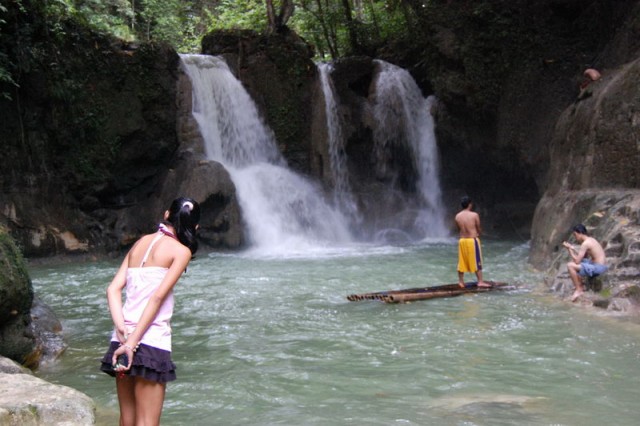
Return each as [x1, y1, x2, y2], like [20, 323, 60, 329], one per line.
[578, 259, 608, 278]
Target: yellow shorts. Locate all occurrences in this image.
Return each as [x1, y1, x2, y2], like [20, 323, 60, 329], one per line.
[458, 237, 483, 273]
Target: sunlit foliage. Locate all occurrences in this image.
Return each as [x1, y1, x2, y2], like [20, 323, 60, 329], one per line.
[208, 0, 268, 32]
[59, 0, 414, 57]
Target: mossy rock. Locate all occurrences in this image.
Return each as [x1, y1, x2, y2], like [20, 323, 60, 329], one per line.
[616, 285, 640, 303]
[0, 226, 36, 365]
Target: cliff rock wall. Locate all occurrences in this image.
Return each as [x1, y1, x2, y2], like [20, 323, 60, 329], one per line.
[0, 10, 180, 255]
[0, 6, 240, 254]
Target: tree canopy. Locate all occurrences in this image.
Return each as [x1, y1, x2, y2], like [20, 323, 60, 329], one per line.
[0, 0, 417, 58]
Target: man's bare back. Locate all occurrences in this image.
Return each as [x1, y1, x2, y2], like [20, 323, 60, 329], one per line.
[455, 197, 488, 288]
[580, 237, 606, 264]
[455, 209, 481, 238]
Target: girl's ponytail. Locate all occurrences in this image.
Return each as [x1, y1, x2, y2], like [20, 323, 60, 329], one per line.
[164, 197, 200, 254]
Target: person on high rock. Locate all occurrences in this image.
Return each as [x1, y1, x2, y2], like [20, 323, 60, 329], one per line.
[562, 224, 608, 302]
[100, 197, 201, 426]
[455, 196, 489, 288]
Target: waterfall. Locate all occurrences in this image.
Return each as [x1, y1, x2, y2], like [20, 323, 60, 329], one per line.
[180, 54, 352, 252]
[372, 60, 448, 238]
[179, 55, 283, 167]
[317, 63, 360, 226]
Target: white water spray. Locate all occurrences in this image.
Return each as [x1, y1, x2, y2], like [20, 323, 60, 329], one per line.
[372, 60, 448, 238]
[180, 54, 352, 252]
[317, 63, 360, 225]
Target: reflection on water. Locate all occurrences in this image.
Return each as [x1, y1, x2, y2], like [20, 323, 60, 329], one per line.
[30, 241, 640, 426]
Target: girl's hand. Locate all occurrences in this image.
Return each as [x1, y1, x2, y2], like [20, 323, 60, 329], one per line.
[112, 344, 135, 372]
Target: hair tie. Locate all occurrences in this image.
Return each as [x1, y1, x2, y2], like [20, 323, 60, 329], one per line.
[183, 201, 194, 211]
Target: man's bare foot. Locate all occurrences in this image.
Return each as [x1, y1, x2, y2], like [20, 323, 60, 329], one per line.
[458, 282, 466, 289]
[571, 289, 584, 302]
[477, 281, 492, 288]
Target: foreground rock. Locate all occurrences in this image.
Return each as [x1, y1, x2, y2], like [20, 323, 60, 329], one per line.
[1, 227, 67, 368]
[0, 226, 36, 366]
[0, 356, 95, 425]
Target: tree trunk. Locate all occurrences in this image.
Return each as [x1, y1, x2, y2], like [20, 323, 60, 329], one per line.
[266, 0, 295, 33]
[341, 0, 359, 52]
[266, 0, 277, 32]
[314, 0, 339, 58]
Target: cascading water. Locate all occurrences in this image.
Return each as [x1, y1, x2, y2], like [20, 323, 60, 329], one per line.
[317, 63, 360, 226]
[372, 59, 448, 238]
[180, 54, 352, 253]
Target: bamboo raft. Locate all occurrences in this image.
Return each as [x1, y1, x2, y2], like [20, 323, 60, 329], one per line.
[346, 281, 514, 304]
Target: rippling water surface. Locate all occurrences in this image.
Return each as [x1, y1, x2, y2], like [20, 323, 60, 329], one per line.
[30, 240, 640, 425]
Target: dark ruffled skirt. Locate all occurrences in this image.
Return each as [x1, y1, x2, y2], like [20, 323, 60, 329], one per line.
[100, 341, 177, 383]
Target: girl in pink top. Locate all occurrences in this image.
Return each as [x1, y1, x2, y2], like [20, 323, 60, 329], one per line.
[100, 197, 200, 426]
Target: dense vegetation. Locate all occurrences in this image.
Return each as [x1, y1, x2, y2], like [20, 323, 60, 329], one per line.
[1, 0, 419, 102]
[1, 1, 412, 58]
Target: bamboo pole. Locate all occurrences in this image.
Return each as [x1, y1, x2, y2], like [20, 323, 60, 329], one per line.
[347, 281, 512, 303]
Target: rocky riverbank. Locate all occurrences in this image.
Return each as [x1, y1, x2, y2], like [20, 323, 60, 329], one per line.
[0, 356, 95, 425]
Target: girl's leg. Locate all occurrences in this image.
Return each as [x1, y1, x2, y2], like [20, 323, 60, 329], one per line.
[116, 376, 136, 426]
[134, 377, 167, 426]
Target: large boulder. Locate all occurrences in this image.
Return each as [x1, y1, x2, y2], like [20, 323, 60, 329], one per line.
[0, 357, 95, 425]
[29, 296, 67, 366]
[112, 152, 243, 250]
[159, 156, 242, 249]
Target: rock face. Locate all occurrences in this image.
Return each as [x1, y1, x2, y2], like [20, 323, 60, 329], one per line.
[544, 58, 640, 196]
[532, 191, 640, 310]
[0, 356, 95, 425]
[530, 56, 640, 311]
[0, 10, 244, 254]
[0, 14, 181, 256]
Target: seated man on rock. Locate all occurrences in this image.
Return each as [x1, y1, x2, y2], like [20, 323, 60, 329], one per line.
[562, 224, 608, 302]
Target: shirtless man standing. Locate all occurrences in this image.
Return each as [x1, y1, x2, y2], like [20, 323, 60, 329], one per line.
[562, 224, 608, 302]
[455, 196, 488, 288]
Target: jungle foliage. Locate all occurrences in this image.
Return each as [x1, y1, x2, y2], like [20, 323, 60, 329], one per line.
[1, 1, 416, 57]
